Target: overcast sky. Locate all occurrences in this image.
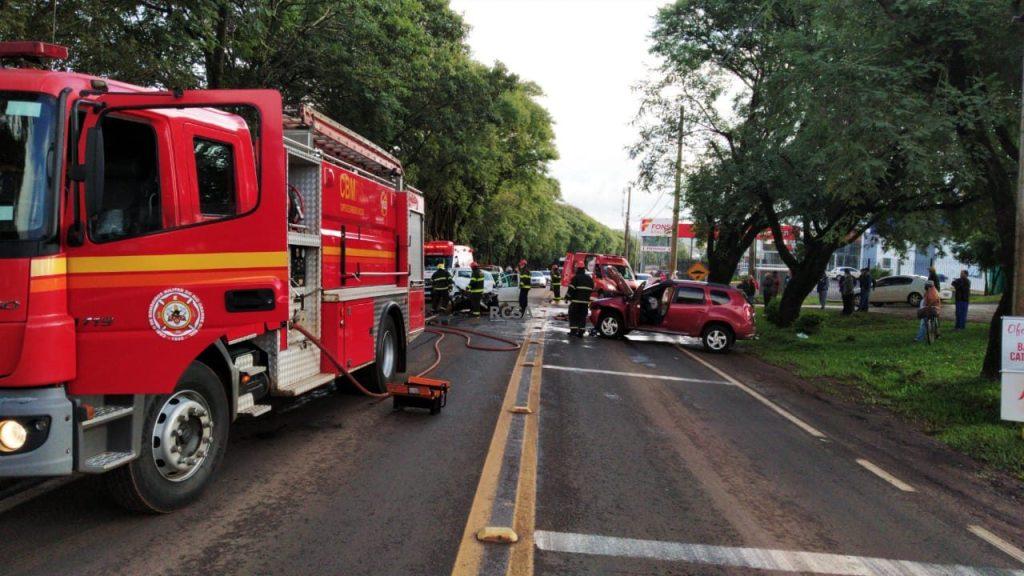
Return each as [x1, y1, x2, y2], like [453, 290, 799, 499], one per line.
[448, 0, 668, 231]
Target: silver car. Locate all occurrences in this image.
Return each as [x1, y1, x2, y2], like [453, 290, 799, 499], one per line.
[870, 275, 952, 307]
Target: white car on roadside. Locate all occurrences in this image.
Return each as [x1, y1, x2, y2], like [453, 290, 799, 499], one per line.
[827, 266, 860, 279]
[530, 270, 549, 288]
[870, 274, 952, 307]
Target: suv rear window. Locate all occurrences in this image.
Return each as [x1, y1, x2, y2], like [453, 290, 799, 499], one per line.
[675, 286, 706, 305]
[710, 290, 731, 305]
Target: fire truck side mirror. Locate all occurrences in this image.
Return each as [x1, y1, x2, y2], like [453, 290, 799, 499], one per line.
[84, 126, 105, 217]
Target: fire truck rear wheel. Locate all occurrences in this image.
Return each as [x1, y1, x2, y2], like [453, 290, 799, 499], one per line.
[103, 362, 229, 513]
[366, 315, 398, 394]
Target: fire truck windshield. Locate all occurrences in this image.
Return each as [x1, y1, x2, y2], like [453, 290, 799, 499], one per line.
[0, 92, 57, 252]
[425, 255, 453, 270]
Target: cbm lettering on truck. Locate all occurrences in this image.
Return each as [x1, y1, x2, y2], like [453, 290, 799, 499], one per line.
[0, 41, 426, 512]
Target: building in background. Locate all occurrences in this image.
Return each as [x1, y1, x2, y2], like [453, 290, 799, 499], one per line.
[635, 218, 988, 292]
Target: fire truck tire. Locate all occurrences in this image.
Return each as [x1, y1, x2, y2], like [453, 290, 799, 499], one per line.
[103, 362, 229, 513]
[365, 314, 399, 394]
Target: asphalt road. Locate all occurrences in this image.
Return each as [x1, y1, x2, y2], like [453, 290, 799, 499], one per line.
[2, 292, 1024, 575]
[0, 312, 530, 576]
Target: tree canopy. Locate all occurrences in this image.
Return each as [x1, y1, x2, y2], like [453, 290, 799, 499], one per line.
[643, 0, 1021, 376]
[0, 0, 618, 267]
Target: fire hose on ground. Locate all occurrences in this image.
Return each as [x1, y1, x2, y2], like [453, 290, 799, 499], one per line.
[290, 321, 521, 400]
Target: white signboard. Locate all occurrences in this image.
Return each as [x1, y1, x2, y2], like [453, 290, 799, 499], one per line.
[641, 245, 670, 253]
[1000, 316, 1024, 422]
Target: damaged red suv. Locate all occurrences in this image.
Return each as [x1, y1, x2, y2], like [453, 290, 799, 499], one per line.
[588, 269, 755, 352]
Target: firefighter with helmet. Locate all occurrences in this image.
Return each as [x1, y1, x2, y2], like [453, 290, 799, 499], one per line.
[550, 263, 562, 302]
[518, 259, 531, 314]
[567, 262, 594, 337]
[430, 262, 452, 318]
[468, 263, 485, 317]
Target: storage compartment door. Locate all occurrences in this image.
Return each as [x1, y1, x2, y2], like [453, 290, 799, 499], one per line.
[344, 300, 375, 369]
[321, 302, 344, 373]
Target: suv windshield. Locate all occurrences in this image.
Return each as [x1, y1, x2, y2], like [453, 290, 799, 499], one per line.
[0, 92, 57, 249]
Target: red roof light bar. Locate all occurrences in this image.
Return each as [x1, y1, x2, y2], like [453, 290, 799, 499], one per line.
[0, 41, 69, 60]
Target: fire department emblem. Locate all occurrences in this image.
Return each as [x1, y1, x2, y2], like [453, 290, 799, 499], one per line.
[380, 189, 389, 217]
[149, 288, 205, 341]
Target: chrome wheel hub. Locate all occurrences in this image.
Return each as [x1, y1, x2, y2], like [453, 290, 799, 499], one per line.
[152, 391, 213, 482]
[707, 330, 728, 350]
[600, 316, 618, 336]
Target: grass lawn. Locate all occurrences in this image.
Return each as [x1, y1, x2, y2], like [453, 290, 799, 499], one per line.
[747, 311, 1024, 479]
[971, 293, 1004, 304]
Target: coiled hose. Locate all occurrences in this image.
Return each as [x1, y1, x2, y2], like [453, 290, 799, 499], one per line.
[291, 321, 521, 398]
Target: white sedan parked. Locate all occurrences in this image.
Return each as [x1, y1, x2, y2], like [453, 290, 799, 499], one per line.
[870, 274, 952, 307]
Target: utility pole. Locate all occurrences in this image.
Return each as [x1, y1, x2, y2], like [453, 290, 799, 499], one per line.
[1015, 19, 1024, 315]
[623, 186, 633, 260]
[748, 236, 757, 279]
[668, 106, 684, 279]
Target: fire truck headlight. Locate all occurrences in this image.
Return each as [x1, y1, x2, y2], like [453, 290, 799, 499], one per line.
[0, 419, 28, 453]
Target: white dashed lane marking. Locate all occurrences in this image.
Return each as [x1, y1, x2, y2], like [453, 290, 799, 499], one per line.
[855, 459, 916, 493]
[534, 530, 1024, 575]
[969, 525, 1024, 566]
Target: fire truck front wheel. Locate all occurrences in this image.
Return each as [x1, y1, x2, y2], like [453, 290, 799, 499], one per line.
[104, 362, 229, 513]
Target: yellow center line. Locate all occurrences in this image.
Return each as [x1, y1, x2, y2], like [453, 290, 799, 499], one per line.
[451, 317, 544, 576]
[451, 329, 533, 576]
[508, 320, 544, 576]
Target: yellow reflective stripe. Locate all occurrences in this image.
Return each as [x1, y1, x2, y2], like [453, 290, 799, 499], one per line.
[68, 252, 287, 274]
[31, 256, 67, 277]
[323, 246, 393, 259]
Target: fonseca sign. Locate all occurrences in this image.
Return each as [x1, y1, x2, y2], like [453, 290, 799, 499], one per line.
[639, 218, 696, 238]
[1000, 317, 1024, 422]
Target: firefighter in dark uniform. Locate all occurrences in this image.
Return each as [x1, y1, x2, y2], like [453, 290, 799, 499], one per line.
[518, 261, 532, 314]
[430, 263, 452, 321]
[550, 264, 561, 302]
[468, 263, 485, 317]
[567, 263, 594, 337]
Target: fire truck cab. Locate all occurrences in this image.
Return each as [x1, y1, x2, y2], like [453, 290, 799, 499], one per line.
[562, 252, 638, 297]
[0, 42, 425, 512]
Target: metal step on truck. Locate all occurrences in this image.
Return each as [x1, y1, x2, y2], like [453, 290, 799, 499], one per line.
[0, 41, 425, 512]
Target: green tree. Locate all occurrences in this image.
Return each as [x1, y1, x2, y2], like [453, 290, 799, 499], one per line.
[0, 0, 622, 273]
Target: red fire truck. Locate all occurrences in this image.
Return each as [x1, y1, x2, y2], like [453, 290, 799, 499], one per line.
[0, 42, 425, 511]
[562, 252, 639, 297]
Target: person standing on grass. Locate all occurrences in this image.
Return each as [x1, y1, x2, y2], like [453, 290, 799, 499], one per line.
[952, 269, 971, 330]
[816, 275, 830, 310]
[857, 267, 875, 311]
[915, 280, 942, 341]
[762, 272, 777, 306]
[840, 270, 855, 315]
[928, 266, 941, 291]
[740, 275, 756, 305]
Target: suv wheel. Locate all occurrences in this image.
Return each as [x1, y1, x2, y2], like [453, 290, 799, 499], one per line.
[597, 311, 624, 338]
[701, 324, 734, 353]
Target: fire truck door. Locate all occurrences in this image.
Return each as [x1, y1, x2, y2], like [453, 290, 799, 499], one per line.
[66, 90, 288, 395]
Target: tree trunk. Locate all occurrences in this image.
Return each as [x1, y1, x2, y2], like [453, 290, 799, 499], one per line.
[982, 290, 1012, 379]
[204, 3, 230, 89]
[707, 245, 746, 284]
[774, 249, 834, 327]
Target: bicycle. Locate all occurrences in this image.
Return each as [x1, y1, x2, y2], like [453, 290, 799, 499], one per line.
[919, 305, 940, 344]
